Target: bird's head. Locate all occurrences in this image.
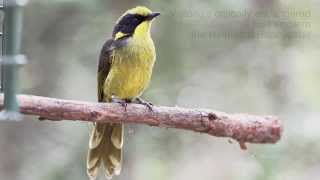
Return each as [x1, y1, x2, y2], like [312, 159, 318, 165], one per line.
[112, 6, 160, 40]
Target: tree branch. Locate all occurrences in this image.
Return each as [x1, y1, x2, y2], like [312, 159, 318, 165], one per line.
[0, 94, 282, 145]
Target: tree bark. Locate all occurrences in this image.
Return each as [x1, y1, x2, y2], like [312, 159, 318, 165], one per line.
[0, 94, 282, 145]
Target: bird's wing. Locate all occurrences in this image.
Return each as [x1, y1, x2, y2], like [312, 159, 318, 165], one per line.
[97, 39, 114, 102]
[97, 37, 130, 102]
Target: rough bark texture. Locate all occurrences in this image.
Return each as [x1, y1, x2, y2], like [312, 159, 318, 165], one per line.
[0, 94, 283, 144]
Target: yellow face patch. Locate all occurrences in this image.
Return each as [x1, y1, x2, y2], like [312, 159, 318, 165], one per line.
[133, 21, 152, 38]
[115, 32, 129, 40]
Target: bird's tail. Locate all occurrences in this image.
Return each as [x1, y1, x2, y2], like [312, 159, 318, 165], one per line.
[87, 123, 123, 180]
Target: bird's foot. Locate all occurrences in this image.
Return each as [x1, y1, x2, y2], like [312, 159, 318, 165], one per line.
[111, 95, 130, 111]
[135, 97, 153, 112]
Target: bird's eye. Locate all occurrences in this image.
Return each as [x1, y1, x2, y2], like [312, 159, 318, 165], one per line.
[132, 17, 139, 23]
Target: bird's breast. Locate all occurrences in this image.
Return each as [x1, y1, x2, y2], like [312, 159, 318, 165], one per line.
[104, 37, 156, 100]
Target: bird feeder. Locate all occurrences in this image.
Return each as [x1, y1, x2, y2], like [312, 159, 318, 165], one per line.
[0, 0, 27, 121]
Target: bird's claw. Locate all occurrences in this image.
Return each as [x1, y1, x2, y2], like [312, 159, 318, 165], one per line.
[111, 95, 129, 111]
[135, 97, 153, 112]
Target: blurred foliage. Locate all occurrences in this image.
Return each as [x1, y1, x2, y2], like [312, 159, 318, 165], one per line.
[0, 0, 319, 180]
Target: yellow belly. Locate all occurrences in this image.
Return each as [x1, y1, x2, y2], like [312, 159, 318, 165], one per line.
[103, 38, 156, 100]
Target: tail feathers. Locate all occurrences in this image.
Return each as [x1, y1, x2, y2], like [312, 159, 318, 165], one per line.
[89, 123, 106, 149]
[87, 123, 123, 180]
[102, 141, 122, 174]
[87, 157, 100, 180]
[111, 125, 123, 149]
[87, 143, 102, 169]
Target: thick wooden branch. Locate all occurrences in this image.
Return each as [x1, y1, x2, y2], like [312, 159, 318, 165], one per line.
[0, 94, 282, 145]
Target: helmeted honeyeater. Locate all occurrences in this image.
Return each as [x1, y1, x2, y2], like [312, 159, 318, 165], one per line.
[87, 6, 160, 179]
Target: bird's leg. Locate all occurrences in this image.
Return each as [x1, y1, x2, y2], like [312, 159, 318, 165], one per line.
[134, 97, 153, 111]
[111, 95, 131, 111]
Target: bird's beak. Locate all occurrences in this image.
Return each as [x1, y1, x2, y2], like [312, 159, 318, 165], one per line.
[147, 12, 160, 20]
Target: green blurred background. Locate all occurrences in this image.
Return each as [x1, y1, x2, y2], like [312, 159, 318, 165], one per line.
[1, 0, 319, 180]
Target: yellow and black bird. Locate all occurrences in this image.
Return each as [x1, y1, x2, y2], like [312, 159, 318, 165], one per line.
[87, 6, 160, 179]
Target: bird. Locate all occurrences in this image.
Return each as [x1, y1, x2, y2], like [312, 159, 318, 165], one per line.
[87, 6, 160, 179]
